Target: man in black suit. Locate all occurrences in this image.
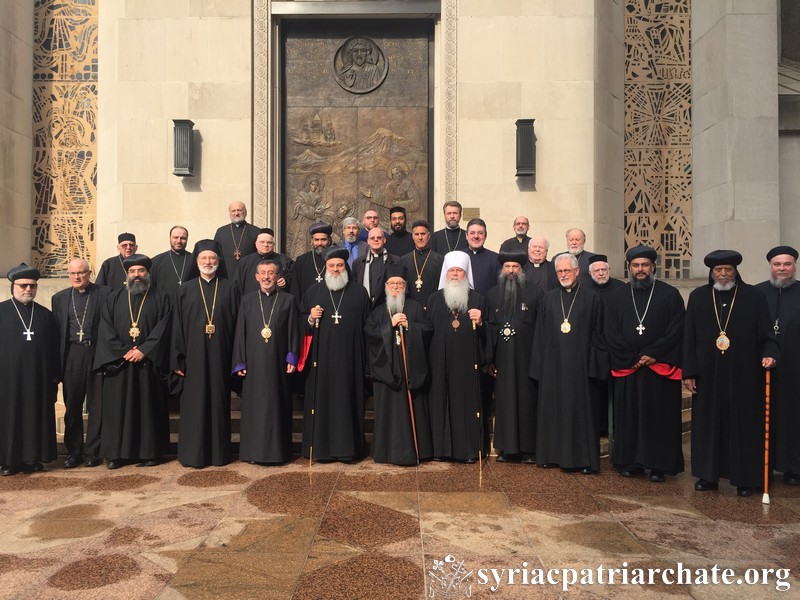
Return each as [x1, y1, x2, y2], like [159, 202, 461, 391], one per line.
[51, 258, 110, 468]
[352, 227, 400, 308]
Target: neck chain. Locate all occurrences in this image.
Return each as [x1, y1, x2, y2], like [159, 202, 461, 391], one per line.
[127, 286, 150, 343]
[631, 280, 656, 335]
[71, 288, 90, 342]
[446, 228, 462, 252]
[312, 252, 324, 283]
[328, 286, 345, 325]
[169, 250, 188, 285]
[712, 284, 738, 354]
[450, 309, 462, 330]
[118, 255, 128, 286]
[11, 299, 35, 341]
[499, 292, 518, 342]
[230, 223, 246, 260]
[198, 277, 218, 338]
[559, 284, 580, 333]
[412, 248, 431, 292]
[257, 289, 278, 342]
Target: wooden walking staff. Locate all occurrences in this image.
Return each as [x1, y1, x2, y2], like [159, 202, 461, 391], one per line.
[763, 369, 771, 505]
[398, 326, 420, 465]
[472, 318, 482, 486]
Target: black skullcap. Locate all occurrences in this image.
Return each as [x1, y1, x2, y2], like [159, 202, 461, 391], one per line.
[193, 239, 221, 257]
[389, 206, 406, 216]
[588, 254, 608, 265]
[385, 263, 408, 281]
[122, 254, 152, 271]
[626, 244, 658, 263]
[118, 232, 136, 244]
[8, 263, 41, 282]
[497, 252, 526, 266]
[259, 228, 275, 237]
[704, 250, 743, 268]
[309, 221, 332, 236]
[324, 246, 349, 263]
[766, 246, 798, 262]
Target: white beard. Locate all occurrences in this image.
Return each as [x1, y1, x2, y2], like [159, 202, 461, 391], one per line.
[443, 278, 470, 312]
[386, 291, 406, 315]
[200, 265, 218, 277]
[713, 280, 735, 291]
[325, 270, 348, 291]
[770, 275, 796, 289]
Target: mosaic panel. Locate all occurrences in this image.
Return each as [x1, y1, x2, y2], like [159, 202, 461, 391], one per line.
[32, 0, 98, 276]
[624, 0, 691, 279]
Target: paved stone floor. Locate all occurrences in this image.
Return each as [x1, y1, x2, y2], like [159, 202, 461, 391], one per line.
[1, 439, 799, 599]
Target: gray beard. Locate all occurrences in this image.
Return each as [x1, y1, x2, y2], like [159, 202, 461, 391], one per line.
[325, 270, 348, 292]
[443, 279, 470, 312]
[231, 216, 245, 225]
[344, 234, 357, 244]
[200, 265, 218, 277]
[770, 275, 796, 289]
[631, 274, 654, 289]
[713, 280, 735, 291]
[314, 246, 325, 255]
[386, 291, 406, 315]
[128, 276, 151, 295]
[568, 247, 582, 256]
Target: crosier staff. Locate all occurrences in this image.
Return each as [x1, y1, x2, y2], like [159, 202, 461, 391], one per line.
[398, 325, 419, 465]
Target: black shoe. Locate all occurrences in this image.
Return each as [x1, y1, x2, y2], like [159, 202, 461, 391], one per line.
[649, 470, 666, 483]
[784, 472, 800, 486]
[737, 486, 755, 497]
[694, 479, 718, 492]
[619, 467, 644, 478]
[432, 456, 447, 462]
[0, 465, 18, 476]
[63, 455, 82, 469]
[136, 459, 159, 467]
[521, 454, 537, 464]
[106, 459, 123, 470]
[84, 457, 102, 467]
[22, 462, 44, 473]
[539, 463, 558, 469]
[580, 467, 595, 475]
[463, 457, 477, 464]
[495, 453, 509, 462]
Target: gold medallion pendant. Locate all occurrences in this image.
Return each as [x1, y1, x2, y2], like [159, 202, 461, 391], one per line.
[205, 323, 216, 337]
[415, 278, 423, 291]
[715, 332, 730, 354]
[560, 319, 571, 334]
[261, 326, 272, 341]
[451, 319, 460, 330]
[129, 326, 140, 341]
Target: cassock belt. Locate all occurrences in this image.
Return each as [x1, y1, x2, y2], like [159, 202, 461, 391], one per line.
[70, 339, 93, 346]
[612, 362, 681, 380]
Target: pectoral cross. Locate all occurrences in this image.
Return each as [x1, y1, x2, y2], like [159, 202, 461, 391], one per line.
[234, 250, 242, 260]
[636, 323, 645, 335]
[78, 329, 84, 342]
[315, 273, 323, 283]
[23, 330, 34, 341]
[332, 311, 342, 324]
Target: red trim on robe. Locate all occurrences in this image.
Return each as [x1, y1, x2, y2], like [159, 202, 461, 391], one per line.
[297, 333, 313, 372]
[612, 362, 682, 380]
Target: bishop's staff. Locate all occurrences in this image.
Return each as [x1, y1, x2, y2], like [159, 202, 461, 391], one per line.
[763, 369, 771, 505]
[472, 316, 483, 485]
[309, 305, 322, 467]
[398, 325, 420, 465]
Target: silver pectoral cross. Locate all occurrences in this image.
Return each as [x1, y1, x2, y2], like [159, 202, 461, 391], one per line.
[23, 330, 34, 341]
[332, 311, 342, 324]
[315, 273, 323, 283]
[636, 323, 645, 335]
[78, 329, 84, 342]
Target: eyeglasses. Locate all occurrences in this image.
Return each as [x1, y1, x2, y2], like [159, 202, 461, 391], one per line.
[15, 283, 38, 289]
[555, 269, 577, 275]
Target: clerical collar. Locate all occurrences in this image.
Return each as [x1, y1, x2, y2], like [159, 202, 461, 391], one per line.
[231, 221, 246, 228]
[171, 249, 187, 255]
[562, 285, 576, 293]
[532, 262, 541, 267]
[200, 275, 217, 283]
[470, 247, 484, 255]
[446, 225, 460, 231]
[260, 288, 277, 296]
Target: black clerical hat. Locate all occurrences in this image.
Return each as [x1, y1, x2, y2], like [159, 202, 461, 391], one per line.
[766, 246, 798, 261]
[118, 232, 136, 244]
[626, 244, 657, 263]
[7, 263, 40, 282]
[588, 254, 608, 265]
[385, 263, 408, 281]
[497, 252, 526, 266]
[122, 254, 152, 271]
[193, 239, 221, 257]
[389, 206, 406, 216]
[324, 246, 349, 263]
[309, 221, 332, 236]
[259, 228, 275, 237]
[703, 250, 742, 268]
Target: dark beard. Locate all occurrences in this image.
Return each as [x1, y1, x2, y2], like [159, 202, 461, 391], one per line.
[498, 272, 525, 315]
[630, 273, 654, 289]
[128, 275, 151, 295]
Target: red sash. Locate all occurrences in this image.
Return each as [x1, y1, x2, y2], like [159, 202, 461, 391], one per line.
[612, 362, 682, 380]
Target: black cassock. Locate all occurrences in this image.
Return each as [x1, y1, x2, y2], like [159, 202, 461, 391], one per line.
[172, 276, 240, 467]
[756, 280, 800, 477]
[301, 281, 370, 460]
[290, 250, 327, 302]
[236, 251, 294, 296]
[427, 289, 494, 461]
[530, 285, 604, 471]
[95, 255, 128, 290]
[94, 287, 172, 461]
[213, 221, 260, 279]
[151, 249, 200, 301]
[523, 260, 558, 293]
[605, 281, 685, 475]
[365, 298, 433, 465]
[486, 281, 543, 456]
[0, 300, 60, 468]
[400, 248, 444, 307]
[589, 277, 625, 437]
[683, 282, 778, 487]
[232, 289, 299, 463]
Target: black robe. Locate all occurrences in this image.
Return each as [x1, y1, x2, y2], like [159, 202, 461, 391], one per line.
[530, 284, 604, 471]
[499, 235, 531, 253]
[385, 229, 415, 257]
[352, 250, 401, 308]
[232, 289, 299, 464]
[485, 281, 543, 456]
[289, 250, 327, 302]
[400, 248, 444, 307]
[0, 300, 60, 468]
[172, 276, 240, 467]
[213, 221, 260, 279]
[683, 282, 779, 486]
[756, 280, 800, 476]
[463, 247, 500, 294]
[300, 281, 370, 460]
[365, 298, 433, 465]
[605, 280, 685, 475]
[150, 249, 200, 301]
[427, 288, 494, 461]
[431, 227, 468, 255]
[95, 255, 128, 290]
[94, 287, 172, 461]
[236, 251, 294, 296]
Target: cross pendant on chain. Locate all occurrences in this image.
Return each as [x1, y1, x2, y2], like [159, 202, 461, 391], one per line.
[23, 330, 34, 341]
[636, 323, 645, 335]
[332, 311, 342, 324]
[315, 273, 323, 283]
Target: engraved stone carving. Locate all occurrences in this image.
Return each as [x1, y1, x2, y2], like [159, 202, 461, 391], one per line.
[333, 37, 388, 94]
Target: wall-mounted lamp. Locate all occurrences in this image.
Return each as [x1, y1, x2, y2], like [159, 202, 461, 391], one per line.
[173, 119, 195, 176]
[515, 118, 536, 179]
